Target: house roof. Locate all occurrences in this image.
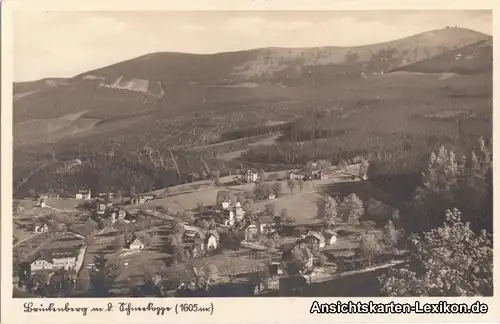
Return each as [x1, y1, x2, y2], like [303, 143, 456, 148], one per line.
[31, 248, 79, 264]
[33, 255, 54, 264]
[124, 235, 145, 248]
[129, 238, 144, 246]
[323, 229, 336, 236]
[246, 224, 258, 231]
[183, 225, 206, 240]
[205, 230, 220, 242]
[306, 231, 325, 242]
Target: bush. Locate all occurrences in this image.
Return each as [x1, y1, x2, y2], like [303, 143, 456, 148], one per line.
[359, 233, 384, 265]
[339, 193, 364, 225]
[316, 195, 339, 228]
[379, 209, 493, 296]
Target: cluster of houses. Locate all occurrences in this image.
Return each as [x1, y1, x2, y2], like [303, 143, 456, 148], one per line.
[288, 170, 328, 181]
[243, 164, 330, 185]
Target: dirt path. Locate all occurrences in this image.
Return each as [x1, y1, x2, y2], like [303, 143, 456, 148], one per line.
[13, 232, 44, 248]
[45, 204, 79, 213]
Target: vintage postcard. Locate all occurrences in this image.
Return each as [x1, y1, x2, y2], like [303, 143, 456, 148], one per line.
[1, 0, 499, 323]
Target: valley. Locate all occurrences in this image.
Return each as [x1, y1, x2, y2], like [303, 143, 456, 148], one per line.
[11, 24, 493, 299]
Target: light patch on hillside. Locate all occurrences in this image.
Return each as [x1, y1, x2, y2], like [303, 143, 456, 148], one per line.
[83, 75, 105, 81]
[100, 76, 150, 92]
[84, 75, 166, 98]
[211, 82, 260, 88]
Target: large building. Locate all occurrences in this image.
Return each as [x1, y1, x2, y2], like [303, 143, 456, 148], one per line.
[30, 247, 79, 272]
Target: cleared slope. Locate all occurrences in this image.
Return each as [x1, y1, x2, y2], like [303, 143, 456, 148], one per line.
[392, 38, 492, 74]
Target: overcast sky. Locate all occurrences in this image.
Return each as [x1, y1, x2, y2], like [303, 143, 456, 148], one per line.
[14, 10, 491, 81]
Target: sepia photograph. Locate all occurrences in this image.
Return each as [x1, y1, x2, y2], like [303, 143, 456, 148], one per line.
[7, 7, 493, 303]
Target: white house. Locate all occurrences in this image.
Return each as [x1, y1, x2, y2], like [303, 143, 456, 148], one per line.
[268, 194, 276, 200]
[38, 199, 47, 208]
[323, 230, 337, 246]
[245, 224, 259, 242]
[205, 232, 219, 251]
[31, 248, 78, 272]
[258, 216, 274, 235]
[234, 205, 246, 221]
[95, 202, 107, 215]
[305, 231, 326, 248]
[30, 256, 55, 271]
[246, 170, 259, 183]
[226, 210, 236, 226]
[288, 171, 305, 180]
[126, 238, 145, 250]
[221, 201, 231, 210]
[75, 189, 91, 200]
[34, 224, 49, 233]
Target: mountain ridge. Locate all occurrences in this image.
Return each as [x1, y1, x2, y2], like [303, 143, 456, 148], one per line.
[13, 27, 492, 149]
[15, 27, 490, 86]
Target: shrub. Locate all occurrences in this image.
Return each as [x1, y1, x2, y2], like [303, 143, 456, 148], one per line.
[379, 209, 493, 296]
[339, 193, 364, 225]
[359, 233, 384, 265]
[316, 195, 339, 228]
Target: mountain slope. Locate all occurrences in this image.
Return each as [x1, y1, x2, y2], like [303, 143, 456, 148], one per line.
[391, 38, 492, 75]
[70, 27, 489, 86]
[13, 27, 491, 146]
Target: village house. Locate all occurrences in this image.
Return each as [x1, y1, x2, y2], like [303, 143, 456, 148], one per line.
[323, 229, 337, 246]
[66, 159, 82, 168]
[125, 237, 145, 250]
[98, 192, 115, 199]
[281, 243, 315, 275]
[75, 189, 91, 200]
[313, 171, 328, 180]
[30, 248, 79, 272]
[244, 223, 259, 242]
[305, 231, 326, 249]
[245, 169, 259, 183]
[288, 171, 305, 180]
[38, 198, 47, 208]
[143, 194, 155, 201]
[268, 194, 276, 200]
[95, 201, 107, 215]
[117, 208, 126, 219]
[33, 223, 49, 233]
[205, 230, 219, 251]
[183, 225, 206, 241]
[234, 203, 246, 222]
[268, 260, 285, 277]
[131, 195, 148, 204]
[109, 206, 126, 223]
[258, 216, 274, 235]
[182, 227, 207, 256]
[37, 193, 51, 200]
[220, 199, 231, 211]
[109, 209, 117, 223]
